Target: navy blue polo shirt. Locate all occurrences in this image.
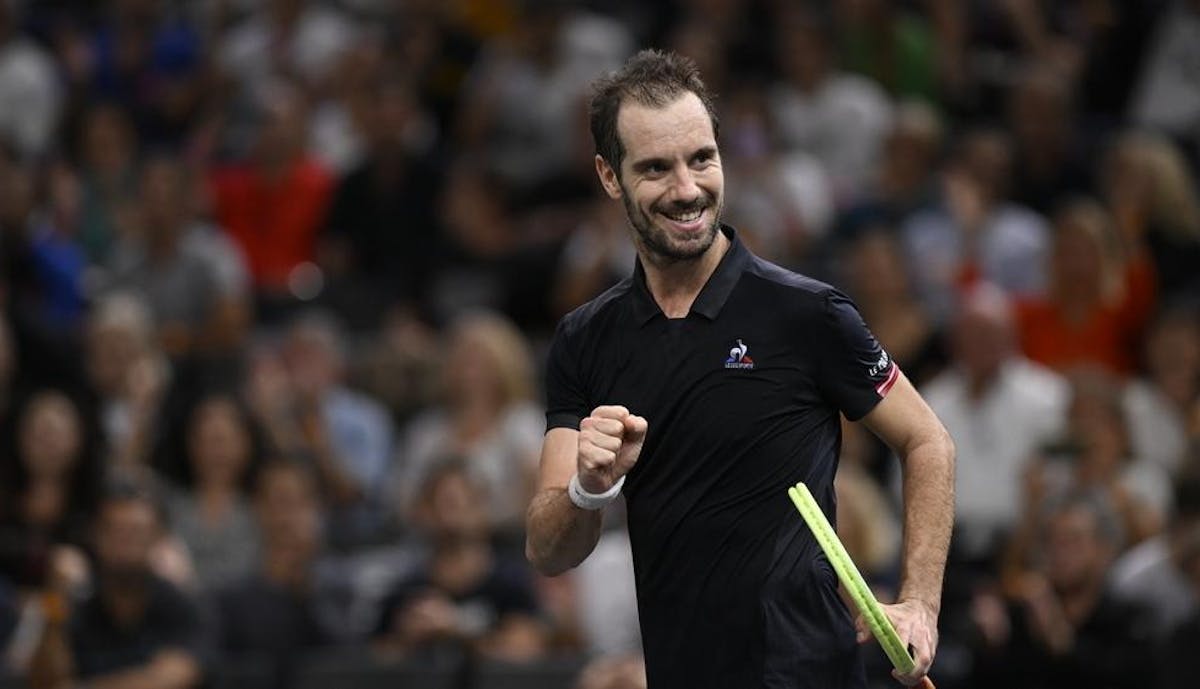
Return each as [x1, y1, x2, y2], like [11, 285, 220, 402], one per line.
[544, 225, 898, 689]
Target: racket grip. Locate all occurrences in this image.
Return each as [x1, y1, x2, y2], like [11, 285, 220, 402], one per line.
[919, 677, 935, 689]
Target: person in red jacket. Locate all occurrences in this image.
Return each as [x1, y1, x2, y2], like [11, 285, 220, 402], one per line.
[210, 82, 333, 302]
[1015, 198, 1156, 377]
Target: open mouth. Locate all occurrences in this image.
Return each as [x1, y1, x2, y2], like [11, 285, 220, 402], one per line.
[662, 207, 704, 223]
[657, 205, 709, 231]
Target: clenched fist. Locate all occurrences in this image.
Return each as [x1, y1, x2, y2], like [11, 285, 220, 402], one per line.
[578, 405, 648, 493]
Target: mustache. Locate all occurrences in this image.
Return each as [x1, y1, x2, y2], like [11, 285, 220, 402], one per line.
[653, 195, 714, 215]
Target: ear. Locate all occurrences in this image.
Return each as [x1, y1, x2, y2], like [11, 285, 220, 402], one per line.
[595, 154, 623, 200]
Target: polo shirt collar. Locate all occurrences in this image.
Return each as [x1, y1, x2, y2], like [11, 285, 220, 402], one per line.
[630, 224, 749, 325]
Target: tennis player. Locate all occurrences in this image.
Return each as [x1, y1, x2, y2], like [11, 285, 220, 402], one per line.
[526, 50, 955, 689]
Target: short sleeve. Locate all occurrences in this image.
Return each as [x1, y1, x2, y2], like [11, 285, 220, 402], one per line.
[544, 320, 589, 431]
[816, 291, 899, 421]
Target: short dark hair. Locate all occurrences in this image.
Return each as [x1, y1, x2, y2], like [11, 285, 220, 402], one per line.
[588, 49, 719, 173]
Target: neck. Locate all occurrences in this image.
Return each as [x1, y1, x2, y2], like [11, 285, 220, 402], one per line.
[640, 230, 730, 319]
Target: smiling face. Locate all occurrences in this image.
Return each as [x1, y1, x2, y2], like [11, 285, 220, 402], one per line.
[596, 92, 724, 265]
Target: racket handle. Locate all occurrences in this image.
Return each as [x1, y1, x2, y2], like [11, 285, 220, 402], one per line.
[919, 677, 935, 689]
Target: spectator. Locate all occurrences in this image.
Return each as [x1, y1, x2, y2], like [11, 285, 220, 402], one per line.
[1012, 372, 1171, 577]
[0, 1, 62, 160]
[106, 155, 251, 356]
[840, 99, 943, 232]
[1015, 199, 1156, 376]
[217, 0, 356, 98]
[834, 0, 939, 102]
[83, 293, 169, 469]
[77, 104, 139, 265]
[1159, 479, 1200, 689]
[375, 460, 547, 661]
[551, 197, 636, 318]
[247, 311, 393, 548]
[27, 480, 210, 689]
[320, 75, 443, 326]
[835, 419, 901, 584]
[80, 0, 205, 148]
[971, 490, 1155, 689]
[1111, 462, 1200, 640]
[902, 128, 1050, 322]
[209, 81, 334, 307]
[1006, 66, 1092, 216]
[921, 284, 1067, 562]
[841, 229, 946, 388]
[426, 159, 562, 327]
[1102, 130, 1200, 299]
[1129, 0, 1200, 152]
[719, 80, 835, 264]
[454, 0, 630, 196]
[216, 460, 346, 686]
[0, 390, 103, 590]
[395, 311, 542, 539]
[1124, 307, 1199, 476]
[768, 7, 893, 198]
[166, 393, 263, 591]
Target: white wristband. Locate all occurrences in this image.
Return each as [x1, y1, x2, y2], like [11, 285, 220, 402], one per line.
[568, 473, 625, 511]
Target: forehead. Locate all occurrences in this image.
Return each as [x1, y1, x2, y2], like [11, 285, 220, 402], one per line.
[616, 91, 715, 164]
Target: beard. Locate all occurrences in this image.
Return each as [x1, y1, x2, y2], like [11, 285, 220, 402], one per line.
[621, 186, 722, 264]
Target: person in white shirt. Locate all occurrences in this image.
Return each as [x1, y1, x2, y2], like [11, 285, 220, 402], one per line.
[921, 284, 1067, 559]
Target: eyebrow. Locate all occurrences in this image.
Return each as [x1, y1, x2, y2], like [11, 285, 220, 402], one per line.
[630, 146, 718, 174]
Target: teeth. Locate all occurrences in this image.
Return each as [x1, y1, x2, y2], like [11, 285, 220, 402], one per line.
[664, 208, 703, 223]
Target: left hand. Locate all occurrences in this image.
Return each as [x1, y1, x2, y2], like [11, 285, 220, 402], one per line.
[856, 598, 938, 687]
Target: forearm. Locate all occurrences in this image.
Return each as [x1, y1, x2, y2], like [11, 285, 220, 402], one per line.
[897, 435, 955, 615]
[525, 488, 603, 576]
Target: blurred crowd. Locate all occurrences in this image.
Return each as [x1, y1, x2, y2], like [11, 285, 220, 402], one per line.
[1, 0, 1199, 688]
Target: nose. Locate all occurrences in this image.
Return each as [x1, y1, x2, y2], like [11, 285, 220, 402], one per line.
[668, 162, 702, 203]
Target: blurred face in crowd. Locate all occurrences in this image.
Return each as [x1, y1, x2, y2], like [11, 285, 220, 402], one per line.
[846, 232, 911, 305]
[256, 87, 308, 167]
[597, 92, 724, 265]
[444, 328, 502, 407]
[95, 497, 160, 582]
[1067, 381, 1128, 476]
[1144, 314, 1200, 402]
[1044, 504, 1114, 594]
[188, 397, 252, 490]
[951, 289, 1015, 383]
[138, 157, 188, 239]
[256, 464, 320, 560]
[958, 131, 1013, 206]
[82, 105, 135, 175]
[18, 392, 83, 479]
[1051, 211, 1107, 304]
[422, 467, 491, 542]
[86, 317, 147, 397]
[284, 322, 343, 400]
[1008, 72, 1070, 153]
[371, 81, 415, 150]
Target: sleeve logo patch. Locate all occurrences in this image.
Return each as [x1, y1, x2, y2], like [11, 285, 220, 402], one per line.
[868, 350, 891, 377]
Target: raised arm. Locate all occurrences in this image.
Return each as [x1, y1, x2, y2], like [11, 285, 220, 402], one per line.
[525, 406, 647, 576]
[860, 370, 956, 686]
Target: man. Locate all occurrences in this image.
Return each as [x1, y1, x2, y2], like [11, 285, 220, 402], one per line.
[216, 461, 347, 687]
[28, 481, 209, 689]
[921, 284, 1066, 562]
[525, 50, 955, 689]
[970, 491, 1155, 689]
